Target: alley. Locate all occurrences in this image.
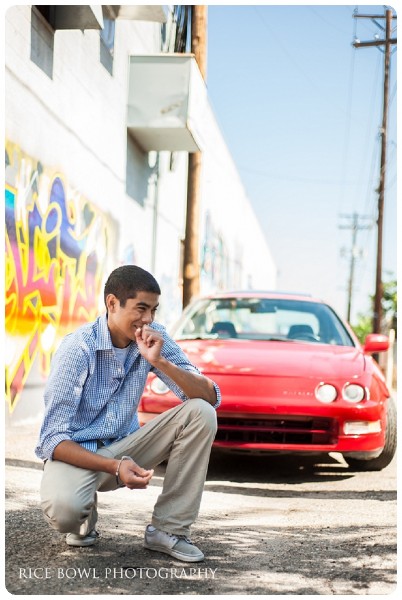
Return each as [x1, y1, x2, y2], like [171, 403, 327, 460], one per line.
[5, 420, 397, 596]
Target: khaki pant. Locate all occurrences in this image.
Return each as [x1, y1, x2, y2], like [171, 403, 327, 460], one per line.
[40, 398, 217, 537]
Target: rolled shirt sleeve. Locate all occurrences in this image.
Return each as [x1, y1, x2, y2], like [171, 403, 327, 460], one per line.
[151, 328, 222, 409]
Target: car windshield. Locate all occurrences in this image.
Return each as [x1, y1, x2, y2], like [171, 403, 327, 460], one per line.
[173, 297, 355, 347]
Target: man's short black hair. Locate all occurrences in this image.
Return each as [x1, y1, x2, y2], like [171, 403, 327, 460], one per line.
[104, 265, 161, 308]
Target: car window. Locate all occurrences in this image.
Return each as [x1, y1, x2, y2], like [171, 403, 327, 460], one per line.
[174, 297, 355, 347]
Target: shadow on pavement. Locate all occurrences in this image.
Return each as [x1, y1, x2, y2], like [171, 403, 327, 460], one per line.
[5, 502, 396, 596]
[207, 449, 353, 483]
[201, 450, 397, 501]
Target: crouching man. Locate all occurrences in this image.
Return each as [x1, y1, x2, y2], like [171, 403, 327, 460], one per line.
[35, 265, 220, 562]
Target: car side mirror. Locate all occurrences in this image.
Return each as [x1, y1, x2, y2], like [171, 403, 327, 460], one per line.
[363, 333, 389, 354]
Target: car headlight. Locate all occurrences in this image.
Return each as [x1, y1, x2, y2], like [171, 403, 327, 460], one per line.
[150, 377, 170, 395]
[343, 383, 365, 403]
[315, 383, 337, 403]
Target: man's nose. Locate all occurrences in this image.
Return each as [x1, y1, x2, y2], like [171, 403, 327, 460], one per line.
[141, 311, 153, 323]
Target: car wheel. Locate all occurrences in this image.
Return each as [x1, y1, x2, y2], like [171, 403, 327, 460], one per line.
[344, 397, 397, 471]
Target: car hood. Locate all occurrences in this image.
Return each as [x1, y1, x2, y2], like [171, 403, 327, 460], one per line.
[177, 338, 367, 379]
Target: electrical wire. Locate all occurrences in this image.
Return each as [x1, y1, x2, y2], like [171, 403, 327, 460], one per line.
[357, 50, 382, 211]
[338, 7, 357, 216]
[252, 6, 349, 116]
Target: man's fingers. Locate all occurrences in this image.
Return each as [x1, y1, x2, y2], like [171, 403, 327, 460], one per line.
[135, 326, 153, 347]
[125, 469, 154, 489]
[126, 463, 154, 480]
[132, 465, 154, 478]
[140, 326, 163, 345]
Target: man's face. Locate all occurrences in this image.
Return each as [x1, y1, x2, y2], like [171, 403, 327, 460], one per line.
[106, 291, 160, 348]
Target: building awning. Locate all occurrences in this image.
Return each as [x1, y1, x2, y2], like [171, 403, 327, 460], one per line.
[103, 5, 168, 23]
[52, 6, 104, 30]
[127, 54, 208, 152]
[52, 5, 167, 30]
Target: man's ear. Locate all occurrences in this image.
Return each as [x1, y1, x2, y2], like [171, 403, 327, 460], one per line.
[106, 294, 119, 312]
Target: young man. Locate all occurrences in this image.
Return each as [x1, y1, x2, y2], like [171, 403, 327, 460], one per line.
[35, 265, 220, 562]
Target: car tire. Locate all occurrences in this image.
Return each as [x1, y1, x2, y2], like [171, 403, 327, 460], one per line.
[344, 397, 397, 471]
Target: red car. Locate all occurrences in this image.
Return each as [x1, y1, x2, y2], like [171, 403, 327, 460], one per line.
[139, 292, 396, 471]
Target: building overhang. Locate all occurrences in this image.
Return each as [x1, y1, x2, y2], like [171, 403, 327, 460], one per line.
[52, 5, 104, 30]
[127, 54, 208, 152]
[103, 5, 168, 23]
[51, 5, 167, 30]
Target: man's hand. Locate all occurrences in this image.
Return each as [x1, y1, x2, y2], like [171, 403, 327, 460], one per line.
[135, 325, 164, 365]
[135, 324, 218, 406]
[118, 457, 154, 489]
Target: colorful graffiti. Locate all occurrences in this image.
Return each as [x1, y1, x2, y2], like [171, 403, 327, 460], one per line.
[201, 210, 245, 291]
[5, 142, 112, 411]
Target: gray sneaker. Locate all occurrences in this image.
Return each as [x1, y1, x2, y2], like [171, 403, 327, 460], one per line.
[66, 530, 100, 547]
[144, 525, 204, 562]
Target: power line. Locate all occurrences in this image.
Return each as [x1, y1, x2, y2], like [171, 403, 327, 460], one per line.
[338, 12, 357, 214]
[353, 8, 397, 333]
[253, 6, 349, 116]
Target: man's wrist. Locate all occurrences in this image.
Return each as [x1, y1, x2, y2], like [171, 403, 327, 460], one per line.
[149, 355, 167, 369]
[110, 458, 120, 476]
[115, 455, 132, 486]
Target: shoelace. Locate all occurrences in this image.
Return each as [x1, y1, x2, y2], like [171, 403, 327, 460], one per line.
[167, 532, 193, 545]
[179, 536, 193, 545]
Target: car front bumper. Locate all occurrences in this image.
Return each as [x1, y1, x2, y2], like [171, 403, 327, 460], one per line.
[212, 408, 385, 454]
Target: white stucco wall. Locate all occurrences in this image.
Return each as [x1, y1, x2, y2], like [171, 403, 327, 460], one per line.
[5, 5, 276, 422]
[201, 104, 276, 293]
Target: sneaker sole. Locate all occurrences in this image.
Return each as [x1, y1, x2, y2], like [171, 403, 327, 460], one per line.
[144, 541, 204, 562]
[66, 537, 98, 547]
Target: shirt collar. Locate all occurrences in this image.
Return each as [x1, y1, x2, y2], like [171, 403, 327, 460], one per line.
[95, 313, 115, 351]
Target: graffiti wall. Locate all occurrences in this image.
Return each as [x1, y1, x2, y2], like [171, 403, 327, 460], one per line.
[5, 142, 114, 412]
[201, 211, 243, 292]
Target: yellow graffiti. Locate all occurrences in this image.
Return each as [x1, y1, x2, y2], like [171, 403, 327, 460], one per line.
[5, 141, 110, 411]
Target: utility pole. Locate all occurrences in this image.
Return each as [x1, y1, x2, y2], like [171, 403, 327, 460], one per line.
[339, 213, 372, 322]
[353, 9, 397, 333]
[182, 5, 207, 308]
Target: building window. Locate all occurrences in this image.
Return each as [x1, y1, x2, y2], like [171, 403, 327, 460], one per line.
[31, 6, 54, 78]
[161, 5, 191, 53]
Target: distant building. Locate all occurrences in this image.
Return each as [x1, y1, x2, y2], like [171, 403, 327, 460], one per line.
[5, 5, 276, 422]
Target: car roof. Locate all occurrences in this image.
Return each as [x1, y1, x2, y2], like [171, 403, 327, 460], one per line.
[199, 291, 325, 303]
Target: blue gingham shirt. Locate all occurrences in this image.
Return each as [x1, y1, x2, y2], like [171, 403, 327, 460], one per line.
[35, 314, 221, 461]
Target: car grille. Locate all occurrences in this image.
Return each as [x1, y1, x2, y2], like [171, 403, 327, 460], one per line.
[215, 416, 338, 445]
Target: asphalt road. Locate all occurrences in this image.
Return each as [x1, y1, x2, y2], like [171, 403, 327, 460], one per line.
[4, 420, 397, 596]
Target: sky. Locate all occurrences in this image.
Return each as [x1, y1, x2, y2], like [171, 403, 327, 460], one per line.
[205, 2, 397, 324]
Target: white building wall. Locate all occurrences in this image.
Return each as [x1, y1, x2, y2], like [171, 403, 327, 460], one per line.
[5, 6, 276, 422]
[200, 104, 277, 293]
